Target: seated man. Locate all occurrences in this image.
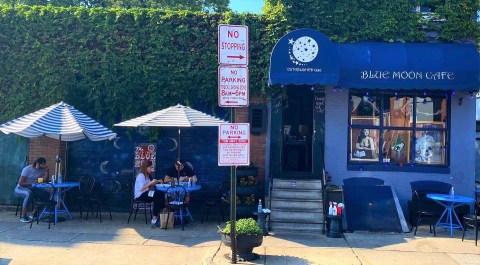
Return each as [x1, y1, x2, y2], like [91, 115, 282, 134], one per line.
[164, 160, 197, 184]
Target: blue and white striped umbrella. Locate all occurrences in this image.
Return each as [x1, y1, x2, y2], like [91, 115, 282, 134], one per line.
[115, 104, 227, 160]
[0, 101, 117, 142]
[114, 104, 226, 128]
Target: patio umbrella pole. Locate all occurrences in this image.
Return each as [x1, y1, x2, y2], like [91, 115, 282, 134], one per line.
[177, 128, 181, 161]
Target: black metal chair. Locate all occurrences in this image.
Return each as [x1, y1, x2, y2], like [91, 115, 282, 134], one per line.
[127, 180, 153, 225]
[409, 181, 451, 236]
[77, 176, 96, 218]
[30, 182, 56, 229]
[87, 178, 120, 222]
[462, 193, 479, 246]
[201, 181, 229, 224]
[165, 185, 188, 231]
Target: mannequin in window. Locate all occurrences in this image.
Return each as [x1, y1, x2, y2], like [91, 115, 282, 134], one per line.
[354, 129, 376, 159]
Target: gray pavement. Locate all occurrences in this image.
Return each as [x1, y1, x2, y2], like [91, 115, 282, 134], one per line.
[0, 209, 478, 265]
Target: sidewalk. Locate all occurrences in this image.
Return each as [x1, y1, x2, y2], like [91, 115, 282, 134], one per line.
[0, 209, 479, 265]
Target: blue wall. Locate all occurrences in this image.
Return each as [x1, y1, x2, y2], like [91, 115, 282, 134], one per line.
[66, 126, 229, 212]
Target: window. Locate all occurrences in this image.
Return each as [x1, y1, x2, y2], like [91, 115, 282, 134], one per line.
[348, 91, 449, 170]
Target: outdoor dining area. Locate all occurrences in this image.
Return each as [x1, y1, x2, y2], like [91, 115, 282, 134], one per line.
[1, 102, 233, 232]
[339, 177, 480, 246]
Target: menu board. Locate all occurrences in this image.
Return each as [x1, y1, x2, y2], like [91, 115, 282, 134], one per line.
[134, 143, 156, 177]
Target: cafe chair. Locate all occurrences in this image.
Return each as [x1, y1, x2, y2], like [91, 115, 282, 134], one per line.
[411, 189, 438, 236]
[462, 195, 479, 246]
[127, 180, 153, 225]
[30, 182, 56, 229]
[87, 178, 120, 223]
[409, 181, 452, 235]
[201, 181, 229, 224]
[77, 176, 96, 218]
[165, 185, 188, 231]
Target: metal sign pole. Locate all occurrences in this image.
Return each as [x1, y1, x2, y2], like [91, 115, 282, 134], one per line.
[230, 108, 237, 264]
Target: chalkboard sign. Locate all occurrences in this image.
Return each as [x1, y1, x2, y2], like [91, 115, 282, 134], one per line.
[134, 143, 156, 178]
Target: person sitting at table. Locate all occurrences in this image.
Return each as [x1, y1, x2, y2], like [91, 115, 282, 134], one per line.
[164, 160, 198, 184]
[134, 160, 164, 225]
[13, 157, 51, 223]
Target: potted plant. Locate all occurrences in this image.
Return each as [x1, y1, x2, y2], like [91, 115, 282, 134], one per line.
[220, 218, 263, 261]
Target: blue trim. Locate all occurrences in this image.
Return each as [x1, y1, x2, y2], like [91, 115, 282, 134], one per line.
[269, 29, 480, 90]
[337, 42, 480, 90]
[347, 164, 450, 174]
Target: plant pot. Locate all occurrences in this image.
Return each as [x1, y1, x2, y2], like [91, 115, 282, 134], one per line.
[220, 232, 263, 261]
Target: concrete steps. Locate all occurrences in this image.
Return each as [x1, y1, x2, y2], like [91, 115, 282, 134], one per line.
[268, 179, 325, 232]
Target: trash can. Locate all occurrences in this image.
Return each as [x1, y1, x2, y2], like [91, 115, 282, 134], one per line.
[326, 214, 343, 238]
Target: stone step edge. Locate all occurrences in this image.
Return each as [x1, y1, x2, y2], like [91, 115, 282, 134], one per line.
[269, 219, 325, 224]
[271, 188, 324, 192]
[269, 198, 323, 202]
[270, 208, 324, 213]
[273, 179, 323, 183]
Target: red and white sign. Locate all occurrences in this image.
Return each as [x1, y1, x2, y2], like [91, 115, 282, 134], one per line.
[218, 66, 249, 107]
[218, 24, 248, 65]
[218, 123, 250, 166]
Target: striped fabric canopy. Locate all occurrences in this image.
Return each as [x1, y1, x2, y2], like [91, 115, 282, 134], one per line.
[0, 102, 117, 142]
[114, 104, 227, 128]
[115, 104, 227, 160]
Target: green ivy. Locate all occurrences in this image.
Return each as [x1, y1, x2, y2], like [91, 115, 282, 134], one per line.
[0, 2, 477, 126]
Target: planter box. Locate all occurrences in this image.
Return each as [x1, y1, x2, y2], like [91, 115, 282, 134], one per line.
[236, 167, 258, 177]
[236, 185, 258, 196]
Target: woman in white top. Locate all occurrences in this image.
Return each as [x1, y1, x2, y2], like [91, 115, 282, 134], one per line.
[134, 161, 164, 225]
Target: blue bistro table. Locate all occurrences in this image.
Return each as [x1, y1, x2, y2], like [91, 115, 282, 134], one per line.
[156, 184, 202, 221]
[35, 181, 80, 223]
[426, 193, 475, 237]
[155, 183, 202, 192]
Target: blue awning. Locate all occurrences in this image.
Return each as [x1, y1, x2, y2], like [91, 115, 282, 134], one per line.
[337, 42, 480, 90]
[269, 29, 339, 86]
[268, 29, 480, 90]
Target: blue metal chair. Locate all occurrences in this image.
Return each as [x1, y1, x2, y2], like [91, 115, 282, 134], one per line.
[165, 185, 188, 231]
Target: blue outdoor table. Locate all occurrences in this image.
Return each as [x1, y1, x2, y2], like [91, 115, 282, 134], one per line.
[426, 193, 475, 237]
[35, 181, 80, 224]
[155, 184, 202, 192]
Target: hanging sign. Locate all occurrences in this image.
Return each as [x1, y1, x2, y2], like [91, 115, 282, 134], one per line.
[218, 123, 250, 166]
[134, 143, 156, 177]
[218, 24, 248, 65]
[218, 65, 249, 107]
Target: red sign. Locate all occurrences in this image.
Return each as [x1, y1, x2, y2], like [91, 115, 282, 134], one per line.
[218, 123, 250, 166]
[218, 24, 248, 65]
[134, 143, 156, 177]
[218, 66, 249, 107]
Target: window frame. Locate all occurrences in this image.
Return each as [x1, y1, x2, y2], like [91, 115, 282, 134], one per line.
[347, 90, 451, 173]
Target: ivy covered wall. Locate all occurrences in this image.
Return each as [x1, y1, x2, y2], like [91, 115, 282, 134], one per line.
[0, 1, 478, 126]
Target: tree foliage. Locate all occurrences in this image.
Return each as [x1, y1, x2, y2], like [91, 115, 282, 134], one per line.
[0, 0, 230, 11]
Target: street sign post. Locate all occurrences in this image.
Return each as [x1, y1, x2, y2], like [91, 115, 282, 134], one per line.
[218, 66, 249, 107]
[218, 24, 248, 66]
[218, 123, 250, 166]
